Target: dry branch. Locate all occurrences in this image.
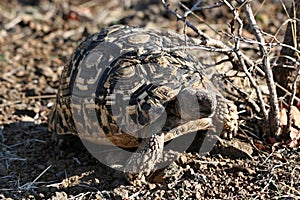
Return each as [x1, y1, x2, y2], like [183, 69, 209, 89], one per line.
[161, 0, 258, 72]
[160, 0, 299, 138]
[243, 2, 280, 136]
[222, 0, 269, 135]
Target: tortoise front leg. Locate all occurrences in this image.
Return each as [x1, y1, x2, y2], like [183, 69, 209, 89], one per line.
[125, 132, 164, 185]
[124, 117, 213, 185]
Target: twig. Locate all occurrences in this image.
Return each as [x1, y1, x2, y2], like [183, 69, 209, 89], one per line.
[238, 37, 300, 55]
[183, 0, 203, 17]
[161, 0, 263, 75]
[244, 2, 280, 136]
[275, 82, 300, 103]
[19, 165, 52, 190]
[8, 139, 46, 148]
[69, 191, 93, 200]
[286, 63, 300, 133]
[163, 44, 233, 53]
[186, 2, 223, 12]
[223, 0, 269, 135]
[270, 18, 294, 43]
[239, 125, 260, 140]
[1, 157, 27, 162]
[161, 0, 208, 42]
[179, 1, 221, 37]
[278, 182, 300, 195]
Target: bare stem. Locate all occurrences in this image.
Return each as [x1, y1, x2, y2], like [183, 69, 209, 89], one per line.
[287, 63, 300, 133]
[161, 0, 258, 72]
[244, 2, 281, 136]
[224, 1, 269, 134]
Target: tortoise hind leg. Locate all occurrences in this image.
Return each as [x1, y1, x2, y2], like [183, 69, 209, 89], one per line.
[124, 132, 164, 185]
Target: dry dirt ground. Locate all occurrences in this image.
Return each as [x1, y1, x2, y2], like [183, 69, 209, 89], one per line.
[0, 0, 299, 199]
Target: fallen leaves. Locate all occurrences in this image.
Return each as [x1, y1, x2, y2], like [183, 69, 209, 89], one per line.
[280, 105, 300, 148]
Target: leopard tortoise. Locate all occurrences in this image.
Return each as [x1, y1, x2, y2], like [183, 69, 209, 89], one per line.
[48, 25, 238, 184]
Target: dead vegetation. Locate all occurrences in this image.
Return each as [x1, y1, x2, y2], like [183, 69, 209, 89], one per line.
[0, 0, 299, 199]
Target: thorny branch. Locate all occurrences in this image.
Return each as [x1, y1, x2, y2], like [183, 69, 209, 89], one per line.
[161, 0, 258, 73]
[287, 63, 300, 134]
[161, 0, 208, 42]
[222, 0, 269, 135]
[161, 0, 300, 138]
[243, 1, 280, 136]
[161, 0, 269, 131]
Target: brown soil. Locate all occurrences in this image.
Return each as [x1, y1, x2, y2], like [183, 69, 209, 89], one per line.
[0, 0, 299, 199]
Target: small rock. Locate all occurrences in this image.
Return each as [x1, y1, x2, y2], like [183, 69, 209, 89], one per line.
[56, 160, 67, 170]
[148, 183, 156, 190]
[0, 163, 7, 176]
[178, 154, 187, 165]
[113, 187, 128, 199]
[237, 171, 244, 177]
[39, 193, 45, 199]
[52, 191, 67, 200]
[38, 185, 49, 193]
[183, 180, 191, 187]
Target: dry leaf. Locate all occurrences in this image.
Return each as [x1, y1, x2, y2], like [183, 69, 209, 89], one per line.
[291, 106, 300, 128]
[268, 137, 277, 144]
[254, 142, 266, 151]
[288, 127, 300, 148]
[280, 107, 288, 126]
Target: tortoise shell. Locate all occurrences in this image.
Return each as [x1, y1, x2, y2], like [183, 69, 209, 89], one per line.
[48, 26, 225, 148]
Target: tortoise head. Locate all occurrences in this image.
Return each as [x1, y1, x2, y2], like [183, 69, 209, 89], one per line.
[175, 87, 217, 121]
